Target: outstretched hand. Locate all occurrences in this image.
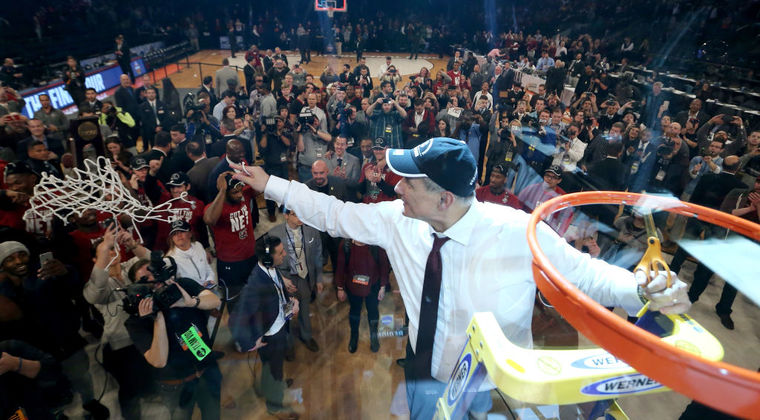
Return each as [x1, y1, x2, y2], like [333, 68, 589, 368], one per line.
[229, 163, 271, 193]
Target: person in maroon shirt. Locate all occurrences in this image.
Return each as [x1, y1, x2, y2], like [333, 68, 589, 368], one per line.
[204, 172, 258, 313]
[475, 164, 520, 208]
[0, 161, 36, 231]
[153, 172, 208, 252]
[335, 239, 390, 353]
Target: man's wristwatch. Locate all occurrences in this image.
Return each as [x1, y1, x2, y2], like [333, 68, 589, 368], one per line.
[636, 285, 648, 305]
[193, 296, 201, 308]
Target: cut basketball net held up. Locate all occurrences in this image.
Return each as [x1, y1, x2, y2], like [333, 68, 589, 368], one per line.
[28, 156, 192, 266]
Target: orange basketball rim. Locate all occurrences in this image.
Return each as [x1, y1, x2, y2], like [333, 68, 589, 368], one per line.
[526, 191, 760, 419]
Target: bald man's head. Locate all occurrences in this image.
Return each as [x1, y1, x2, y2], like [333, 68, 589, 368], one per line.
[311, 159, 329, 186]
[723, 155, 740, 172]
[226, 139, 245, 163]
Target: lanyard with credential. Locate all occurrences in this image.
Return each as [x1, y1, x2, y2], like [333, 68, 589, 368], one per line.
[266, 267, 287, 306]
[285, 226, 307, 271]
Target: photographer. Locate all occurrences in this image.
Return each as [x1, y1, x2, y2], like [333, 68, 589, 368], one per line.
[185, 93, 222, 145]
[487, 113, 520, 179]
[379, 65, 402, 90]
[551, 123, 587, 172]
[684, 140, 724, 197]
[649, 126, 689, 196]
[99, 101, 137, 153]
[85, 226, 155, 420]
[261, 116, 293, 219]
[124, 251, 222, 420]
[696, 114, 747, 157]
[296, 110, 333, 182]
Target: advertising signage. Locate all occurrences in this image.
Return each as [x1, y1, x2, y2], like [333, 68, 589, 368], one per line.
[20, 58, 147, 118]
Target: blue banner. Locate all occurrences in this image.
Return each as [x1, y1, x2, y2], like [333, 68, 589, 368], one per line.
[20, 58, 147, 117]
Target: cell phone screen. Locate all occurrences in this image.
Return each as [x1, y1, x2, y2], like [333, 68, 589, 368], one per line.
[39, 252, 54, 266]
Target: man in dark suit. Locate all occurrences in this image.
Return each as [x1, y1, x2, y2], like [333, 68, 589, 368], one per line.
[138, 87, 169, 149]
[114, 74, 141, 142]
[114, 34, 133, 82]
[145, 131, 173, 184]
[198, 76, 219, 110]
[268, 208, 323, 353]
[668, 156, 747, 329]
[674, 99, 710, 128]
[17, 118, 65, 160]
[586, 141, 626, 226]
[305, 159, 350, 271]
[272, 47, 288, 67]
[134, 74, 160, 104]
[244, 55, 260, 96]
[167, 124, 194, 175]
[587, 141, 626, 191]
[228, 236, 300, 419]
[186, 141, 220, 202]
[493, 62, 515, 108]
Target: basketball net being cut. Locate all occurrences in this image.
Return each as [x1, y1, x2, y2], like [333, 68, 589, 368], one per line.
[29, 156, 191, 264]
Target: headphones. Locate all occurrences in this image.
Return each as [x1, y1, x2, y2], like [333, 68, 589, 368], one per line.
[261, 235, 275, 268]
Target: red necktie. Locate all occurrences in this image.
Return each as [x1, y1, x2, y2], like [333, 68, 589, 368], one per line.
[414, 234, 450, 379]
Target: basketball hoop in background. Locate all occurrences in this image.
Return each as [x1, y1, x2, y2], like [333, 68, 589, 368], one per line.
[314, 0, 346, 15]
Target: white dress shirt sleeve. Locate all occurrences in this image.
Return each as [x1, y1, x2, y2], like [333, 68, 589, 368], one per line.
[536, 221, 643, 316]
[265, 176, 399, 249]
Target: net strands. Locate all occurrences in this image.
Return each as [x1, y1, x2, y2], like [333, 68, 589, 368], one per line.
[29, 156, 191, 225]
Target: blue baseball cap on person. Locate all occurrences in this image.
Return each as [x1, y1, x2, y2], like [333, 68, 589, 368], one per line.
[385, 137, 477, 197]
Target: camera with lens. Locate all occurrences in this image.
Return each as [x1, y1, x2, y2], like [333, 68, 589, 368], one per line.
[119, 251, 182, 316]
[298, 110, 317, 131]
[182, 92, 206, 118]
[656, 138, 675, 157]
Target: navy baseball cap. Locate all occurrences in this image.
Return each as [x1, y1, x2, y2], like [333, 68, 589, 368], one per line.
[167, 172, 190, 187]
[130, 156, 149, 170]
[386, 137, 477, 197]
[169, 220, 191, 235]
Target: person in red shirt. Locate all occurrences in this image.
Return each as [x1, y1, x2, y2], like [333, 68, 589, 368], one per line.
[0, 161, 36, 231]
[475, 164, 520, 208]
[357, 137, 402, 203]
[446, 61, 468, 90]
[153, 172, 208, 252]
[335, 239, 390, 353]
[204, 171, 258, 313]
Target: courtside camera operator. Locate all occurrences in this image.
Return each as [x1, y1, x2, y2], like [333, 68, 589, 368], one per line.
[123, 247, 222, 419]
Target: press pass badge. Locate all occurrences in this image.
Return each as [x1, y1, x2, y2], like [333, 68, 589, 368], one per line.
[352, 275, 370, 286]
[180, 324, 211, 361]
[283, 300, 295, 320]
[655, 168, 666, 181]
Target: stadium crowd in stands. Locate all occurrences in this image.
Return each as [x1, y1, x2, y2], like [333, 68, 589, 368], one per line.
[1, 1, 759, 419]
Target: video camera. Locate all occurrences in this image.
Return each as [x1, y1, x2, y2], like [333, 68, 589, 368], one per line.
[298, 109, 317, 131]
[119, 251, 183, 316]
[182, 92, 206, 117]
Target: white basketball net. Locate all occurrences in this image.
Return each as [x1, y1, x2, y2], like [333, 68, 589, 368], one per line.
[29, 156, 192, 246]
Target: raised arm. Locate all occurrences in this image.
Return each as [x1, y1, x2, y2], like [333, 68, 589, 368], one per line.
[230, 163, 396, 248]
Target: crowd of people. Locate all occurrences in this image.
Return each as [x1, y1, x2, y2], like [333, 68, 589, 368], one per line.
[0, 6, 758, 419]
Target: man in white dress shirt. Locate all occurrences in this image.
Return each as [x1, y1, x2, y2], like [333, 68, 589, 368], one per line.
[230, 138, 690, 419]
